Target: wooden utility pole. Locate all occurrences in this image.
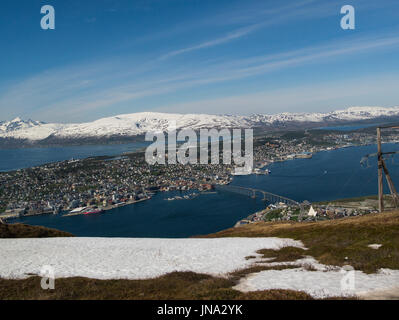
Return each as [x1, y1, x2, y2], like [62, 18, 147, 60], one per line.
[363, 126, 399, 212]
[375, 126, 399, 212]
[377, 127, 384, 212]
[381, 160, 399, 207]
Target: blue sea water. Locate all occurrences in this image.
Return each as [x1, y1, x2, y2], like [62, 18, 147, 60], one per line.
[5, 142, 399, 237]
[317, 123, 381, 131]
[0, 142, 149, 172]
[16, 191, 265, 238]
[233, 143, 399, 202]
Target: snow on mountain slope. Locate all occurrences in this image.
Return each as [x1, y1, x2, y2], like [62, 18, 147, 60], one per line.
[0, 237, 303, 280]
[234, 265, 399, 299]
[0, 117, 44, 133]
[2, 236, 398, 299]
[56, 112, 250, 139]
[1, 106, 399, 141]
[248, 106, 399, 124]
[0, 112, 250, 141]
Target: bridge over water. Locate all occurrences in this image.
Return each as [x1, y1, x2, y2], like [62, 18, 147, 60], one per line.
[215, 184, 299, 206]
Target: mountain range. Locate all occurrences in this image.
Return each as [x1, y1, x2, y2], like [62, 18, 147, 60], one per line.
[1, 106, 399, 147]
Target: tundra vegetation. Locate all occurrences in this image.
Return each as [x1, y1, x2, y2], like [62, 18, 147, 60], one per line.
[2, 210, 398, 299]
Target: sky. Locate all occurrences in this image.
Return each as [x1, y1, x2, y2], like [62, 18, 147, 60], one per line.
[0, 0, 399, 123]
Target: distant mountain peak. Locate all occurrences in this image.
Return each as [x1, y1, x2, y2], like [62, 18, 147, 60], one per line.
[11, 117, 23, 122]
[1, 106, 398, 143]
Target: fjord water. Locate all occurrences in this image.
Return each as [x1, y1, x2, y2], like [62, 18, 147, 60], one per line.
[8, 143, 399, 237]
[16, 191, 265, 238]
[233, 143, 399, 202]
[0, 142, 149, 172]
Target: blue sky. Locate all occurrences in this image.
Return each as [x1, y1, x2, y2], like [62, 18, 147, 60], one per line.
[1, 0, 399, 122]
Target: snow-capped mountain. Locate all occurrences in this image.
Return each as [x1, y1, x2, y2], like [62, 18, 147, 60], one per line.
[0, 117, 44, 134]
[247, 106, 399, 124]
[1, 106, 399, 143]
[0, 112, 251, 141]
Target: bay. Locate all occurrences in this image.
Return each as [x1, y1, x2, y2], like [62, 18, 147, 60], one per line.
[0, 142, 148, 172]
[16, 191, 265, 238]
[233, 143, 399, 202]
[6, 143, 399, 238]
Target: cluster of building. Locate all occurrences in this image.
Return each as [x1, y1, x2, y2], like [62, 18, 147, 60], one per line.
[0, 153, 232, 219]
[253, 129, 399, 167]
[1, 128, 398, 221]
[236, 201, 377, 226]
[305, 204, 378, 219]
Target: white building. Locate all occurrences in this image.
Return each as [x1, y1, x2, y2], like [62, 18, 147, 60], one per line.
[308, 206, 317, 217]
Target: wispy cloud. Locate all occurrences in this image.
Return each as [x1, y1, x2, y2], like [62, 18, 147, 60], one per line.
[1, 0, 399, 122]
[153, 73, 399, 115]
[159, 24, 260, 60]
[157, 0, 330, 60]
[1, 30, 399, 122]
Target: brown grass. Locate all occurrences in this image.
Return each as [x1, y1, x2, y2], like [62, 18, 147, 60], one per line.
[200, 210, 399, 273]
[0, 272, 315, 300]
[256, 247, 306, 262]
[229, 264, 301, 282]
[0, 223, 73, 238]
[3, 211, 396, 299]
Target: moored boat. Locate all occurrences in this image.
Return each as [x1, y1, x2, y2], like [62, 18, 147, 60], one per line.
[83, 208, 104, 215]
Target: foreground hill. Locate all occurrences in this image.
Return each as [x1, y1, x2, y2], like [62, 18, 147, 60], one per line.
[0, 223, 73, 238]
[1, 211, 399, 300]
[202, 210, 399, 274]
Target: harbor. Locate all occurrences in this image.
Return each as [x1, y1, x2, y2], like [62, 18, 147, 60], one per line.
[62, 197, 152, 217]
[5, 143, 398, 238]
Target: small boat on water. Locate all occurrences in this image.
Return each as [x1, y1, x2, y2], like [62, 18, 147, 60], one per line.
[254, 168, 271, 175]
[165, 193, 199, 201]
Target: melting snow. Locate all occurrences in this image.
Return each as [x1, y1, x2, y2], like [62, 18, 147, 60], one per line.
[368, 244, 382, 250]
[0, 237, 303, 280]
[234, 261, 399, 298]
[2, 236, 398, 298]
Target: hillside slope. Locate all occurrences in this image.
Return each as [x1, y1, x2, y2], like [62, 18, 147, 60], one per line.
[202, 211, 399, 273]
[0, 223, 73, 238]
[1, 212, 399, 300]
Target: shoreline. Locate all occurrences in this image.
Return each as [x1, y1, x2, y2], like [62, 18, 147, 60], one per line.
[4, 188, 221, 223]
[2, 140, 398, 225]
[62, 197, 152, 217]
[2, 140, 399, 174]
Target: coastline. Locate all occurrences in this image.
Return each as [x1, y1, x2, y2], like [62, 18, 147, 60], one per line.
[62, 196, 152, 217]
[2, 140, 398, 226]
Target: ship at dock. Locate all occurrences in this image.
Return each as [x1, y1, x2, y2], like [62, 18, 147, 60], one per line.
[83, 208, 104, 215]
[64, 206, 104, 217]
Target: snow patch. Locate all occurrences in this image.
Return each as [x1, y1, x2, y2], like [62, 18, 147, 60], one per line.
[0, 237, 304, 280]
[368, 244, 382, 250]
[234, 260, 399, 298]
